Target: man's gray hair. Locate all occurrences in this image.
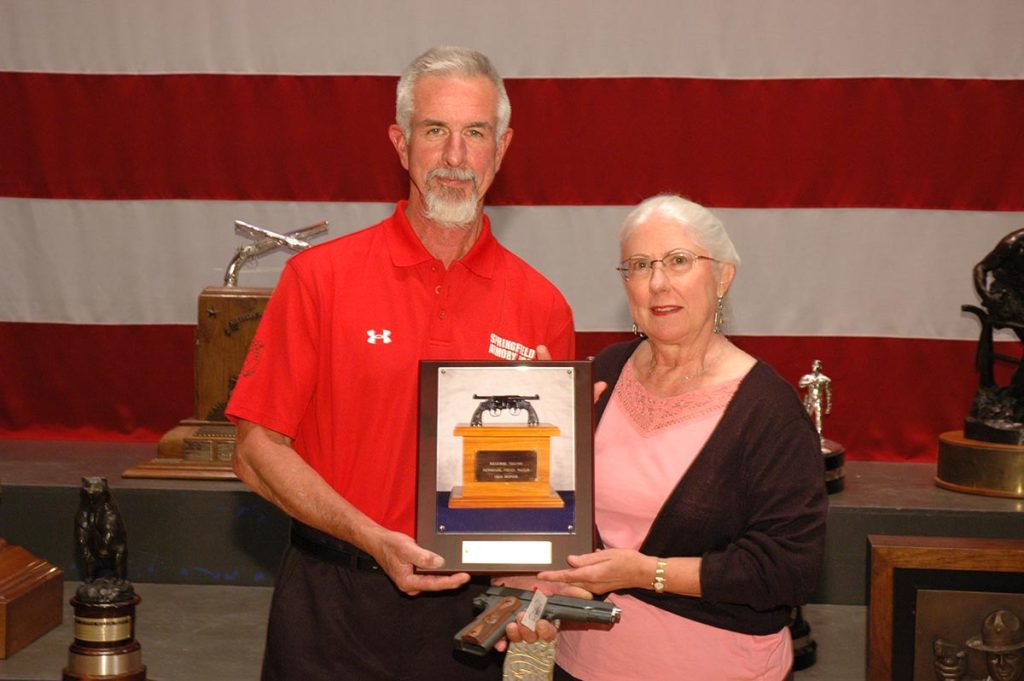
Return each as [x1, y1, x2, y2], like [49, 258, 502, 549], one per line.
[396, 46, 511, 140]
[620, 194, 741, 268]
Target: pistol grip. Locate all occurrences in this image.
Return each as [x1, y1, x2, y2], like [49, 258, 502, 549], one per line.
[454, 595, 523, 655]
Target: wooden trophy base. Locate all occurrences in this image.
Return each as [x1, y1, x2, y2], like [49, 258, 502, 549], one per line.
[822, 438, 846, 495]
[936, 430, 1024, 498]
[451, 424, 563, 509]
[124, 286, 270, 482]
[64, 593, 146, 681]
[122, 420, 238, 481]
[0, 539, 63, 659]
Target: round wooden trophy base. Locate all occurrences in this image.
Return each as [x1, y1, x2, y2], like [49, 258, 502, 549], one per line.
[936, 430, 1024, 498]
[789, 606, 817, 671]
[822, 439, 845, 495]
[63, 594, 147, 681]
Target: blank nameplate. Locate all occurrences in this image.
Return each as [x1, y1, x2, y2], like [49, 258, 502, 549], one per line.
[462, 541, 552, 565]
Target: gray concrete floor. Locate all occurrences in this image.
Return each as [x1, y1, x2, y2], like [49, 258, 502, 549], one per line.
[0, 582, 865, 681]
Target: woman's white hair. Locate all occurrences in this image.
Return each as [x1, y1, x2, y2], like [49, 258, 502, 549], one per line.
[620, 194, 741, 267]
[395, 46, 511, 140]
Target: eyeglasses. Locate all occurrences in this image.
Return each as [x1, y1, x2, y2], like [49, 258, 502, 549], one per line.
[616, 249, 719, 281]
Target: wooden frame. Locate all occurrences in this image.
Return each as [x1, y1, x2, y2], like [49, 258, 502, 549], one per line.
[867, 534, 1024, 680]
[417, 360, 593, 573]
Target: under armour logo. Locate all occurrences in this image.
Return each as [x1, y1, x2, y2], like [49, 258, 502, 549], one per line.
[366, 329, 392, 344]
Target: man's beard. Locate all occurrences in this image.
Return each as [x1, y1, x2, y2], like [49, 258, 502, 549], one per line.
[423, 167, 480, 227]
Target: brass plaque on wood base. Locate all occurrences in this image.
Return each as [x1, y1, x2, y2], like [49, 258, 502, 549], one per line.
[124, 286, 270, 481]
[123, 421, 240, 481]
[0, 538, 63, 659]
[450, 425, 563, 508]
[936, 430, 1024, 498]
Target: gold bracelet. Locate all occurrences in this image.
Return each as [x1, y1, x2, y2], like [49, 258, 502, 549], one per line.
[652, 558, 667, 593]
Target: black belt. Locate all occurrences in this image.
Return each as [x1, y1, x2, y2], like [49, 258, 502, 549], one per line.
[290, 521, 382, 572]
[290, 521, 490, 585]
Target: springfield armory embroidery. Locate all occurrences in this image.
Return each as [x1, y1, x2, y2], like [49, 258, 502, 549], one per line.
[488, 333, 536, 361]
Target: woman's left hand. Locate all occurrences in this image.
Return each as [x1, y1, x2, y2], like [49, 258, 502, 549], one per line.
[538, 549, 648, 594]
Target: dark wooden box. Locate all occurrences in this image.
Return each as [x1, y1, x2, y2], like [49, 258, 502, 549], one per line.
[0, 539, 63, 658]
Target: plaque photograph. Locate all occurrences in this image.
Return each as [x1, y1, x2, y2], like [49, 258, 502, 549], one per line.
[417, 360, 594, 573]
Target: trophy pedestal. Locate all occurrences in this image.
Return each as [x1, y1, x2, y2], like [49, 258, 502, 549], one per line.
[789, 606, 817, 671]
[822, 439, 846, 494]
[123, 420, 238, 480]
[0, 539, 63, 658]
[936, 430, 1024, 498]
[450, 425, 563, 509]
[63, 593, 146, 681]
[124, 286, 271, 481]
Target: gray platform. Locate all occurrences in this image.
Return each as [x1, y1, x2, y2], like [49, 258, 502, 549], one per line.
[0, 582, 864, 681]
[2, 439, 1022, 680]
[2, 440, 1022, 604]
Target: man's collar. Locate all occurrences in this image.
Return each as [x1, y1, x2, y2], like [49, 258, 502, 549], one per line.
[386, 200, 497, 278]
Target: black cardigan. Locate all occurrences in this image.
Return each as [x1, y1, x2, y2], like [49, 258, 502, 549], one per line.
[593, 339, 828, 635]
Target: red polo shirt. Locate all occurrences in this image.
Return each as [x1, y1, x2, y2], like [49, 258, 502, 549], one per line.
[227, 202, 575, 536]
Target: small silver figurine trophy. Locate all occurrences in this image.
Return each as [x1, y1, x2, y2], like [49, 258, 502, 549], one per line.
[798, 360, 845, 494]
[798, 360, 832, 449]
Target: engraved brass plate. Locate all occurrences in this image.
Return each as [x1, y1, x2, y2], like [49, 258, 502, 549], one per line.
[73, 614, 133, 643]
[475, 451, 538, 482]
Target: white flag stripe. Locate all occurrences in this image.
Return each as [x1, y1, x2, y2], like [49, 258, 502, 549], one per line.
[2, 0, 1022, 79]
[2, 198, 1017, 340]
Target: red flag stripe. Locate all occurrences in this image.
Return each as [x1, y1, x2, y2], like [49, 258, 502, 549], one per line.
[2, 322, 1013, 462]
[3, 73, 1022, 210]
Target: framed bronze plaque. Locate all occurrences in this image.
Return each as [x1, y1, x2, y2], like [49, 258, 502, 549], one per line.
[417, 360, 594, 573]
[867, 534, 1024, 681]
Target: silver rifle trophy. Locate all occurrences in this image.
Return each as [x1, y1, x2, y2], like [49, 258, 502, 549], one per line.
[224, 220, 329, 287]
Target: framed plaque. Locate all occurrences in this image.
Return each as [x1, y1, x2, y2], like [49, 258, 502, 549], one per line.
[867, 534, 1024, 680]
[417, 360, 594, 573]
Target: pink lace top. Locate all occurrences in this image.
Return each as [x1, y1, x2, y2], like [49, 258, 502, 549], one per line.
[616, 359, 742, 436]
[556, 360, 792, 681]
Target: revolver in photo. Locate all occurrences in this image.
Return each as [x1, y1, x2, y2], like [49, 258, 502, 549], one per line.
[454, 586, 622, 655]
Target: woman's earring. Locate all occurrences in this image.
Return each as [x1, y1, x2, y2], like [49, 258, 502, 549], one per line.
[713, 297, 725, 334]
[631, 322, 646, 338]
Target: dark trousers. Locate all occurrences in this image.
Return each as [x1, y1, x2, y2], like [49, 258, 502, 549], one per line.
[261, 526, 501, 681]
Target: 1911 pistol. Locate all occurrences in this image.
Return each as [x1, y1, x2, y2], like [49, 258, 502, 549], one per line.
[454, 586, 621, 655]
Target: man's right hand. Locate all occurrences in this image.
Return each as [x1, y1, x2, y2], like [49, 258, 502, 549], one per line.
[368, 529, 471, 596]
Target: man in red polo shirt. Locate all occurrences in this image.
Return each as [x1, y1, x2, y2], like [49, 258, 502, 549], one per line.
[227, 46, 574, 680]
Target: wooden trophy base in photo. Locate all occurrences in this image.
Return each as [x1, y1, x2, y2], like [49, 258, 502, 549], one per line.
[936, 430, 1024, 498]
[0, 538, 63, 659]
[124, 286, 271, 481]
[449, 424, 563, 508]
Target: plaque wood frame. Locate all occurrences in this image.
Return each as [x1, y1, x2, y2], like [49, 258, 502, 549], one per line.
[124, 286, 270, 480]
[417, 360, 594, 573]
[867, 534, 1024, 681]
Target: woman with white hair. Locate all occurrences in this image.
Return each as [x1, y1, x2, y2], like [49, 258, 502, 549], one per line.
[538, 194, 828, 680]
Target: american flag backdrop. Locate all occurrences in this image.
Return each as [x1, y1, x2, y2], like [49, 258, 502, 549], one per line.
[1, 1, 1023, 461]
